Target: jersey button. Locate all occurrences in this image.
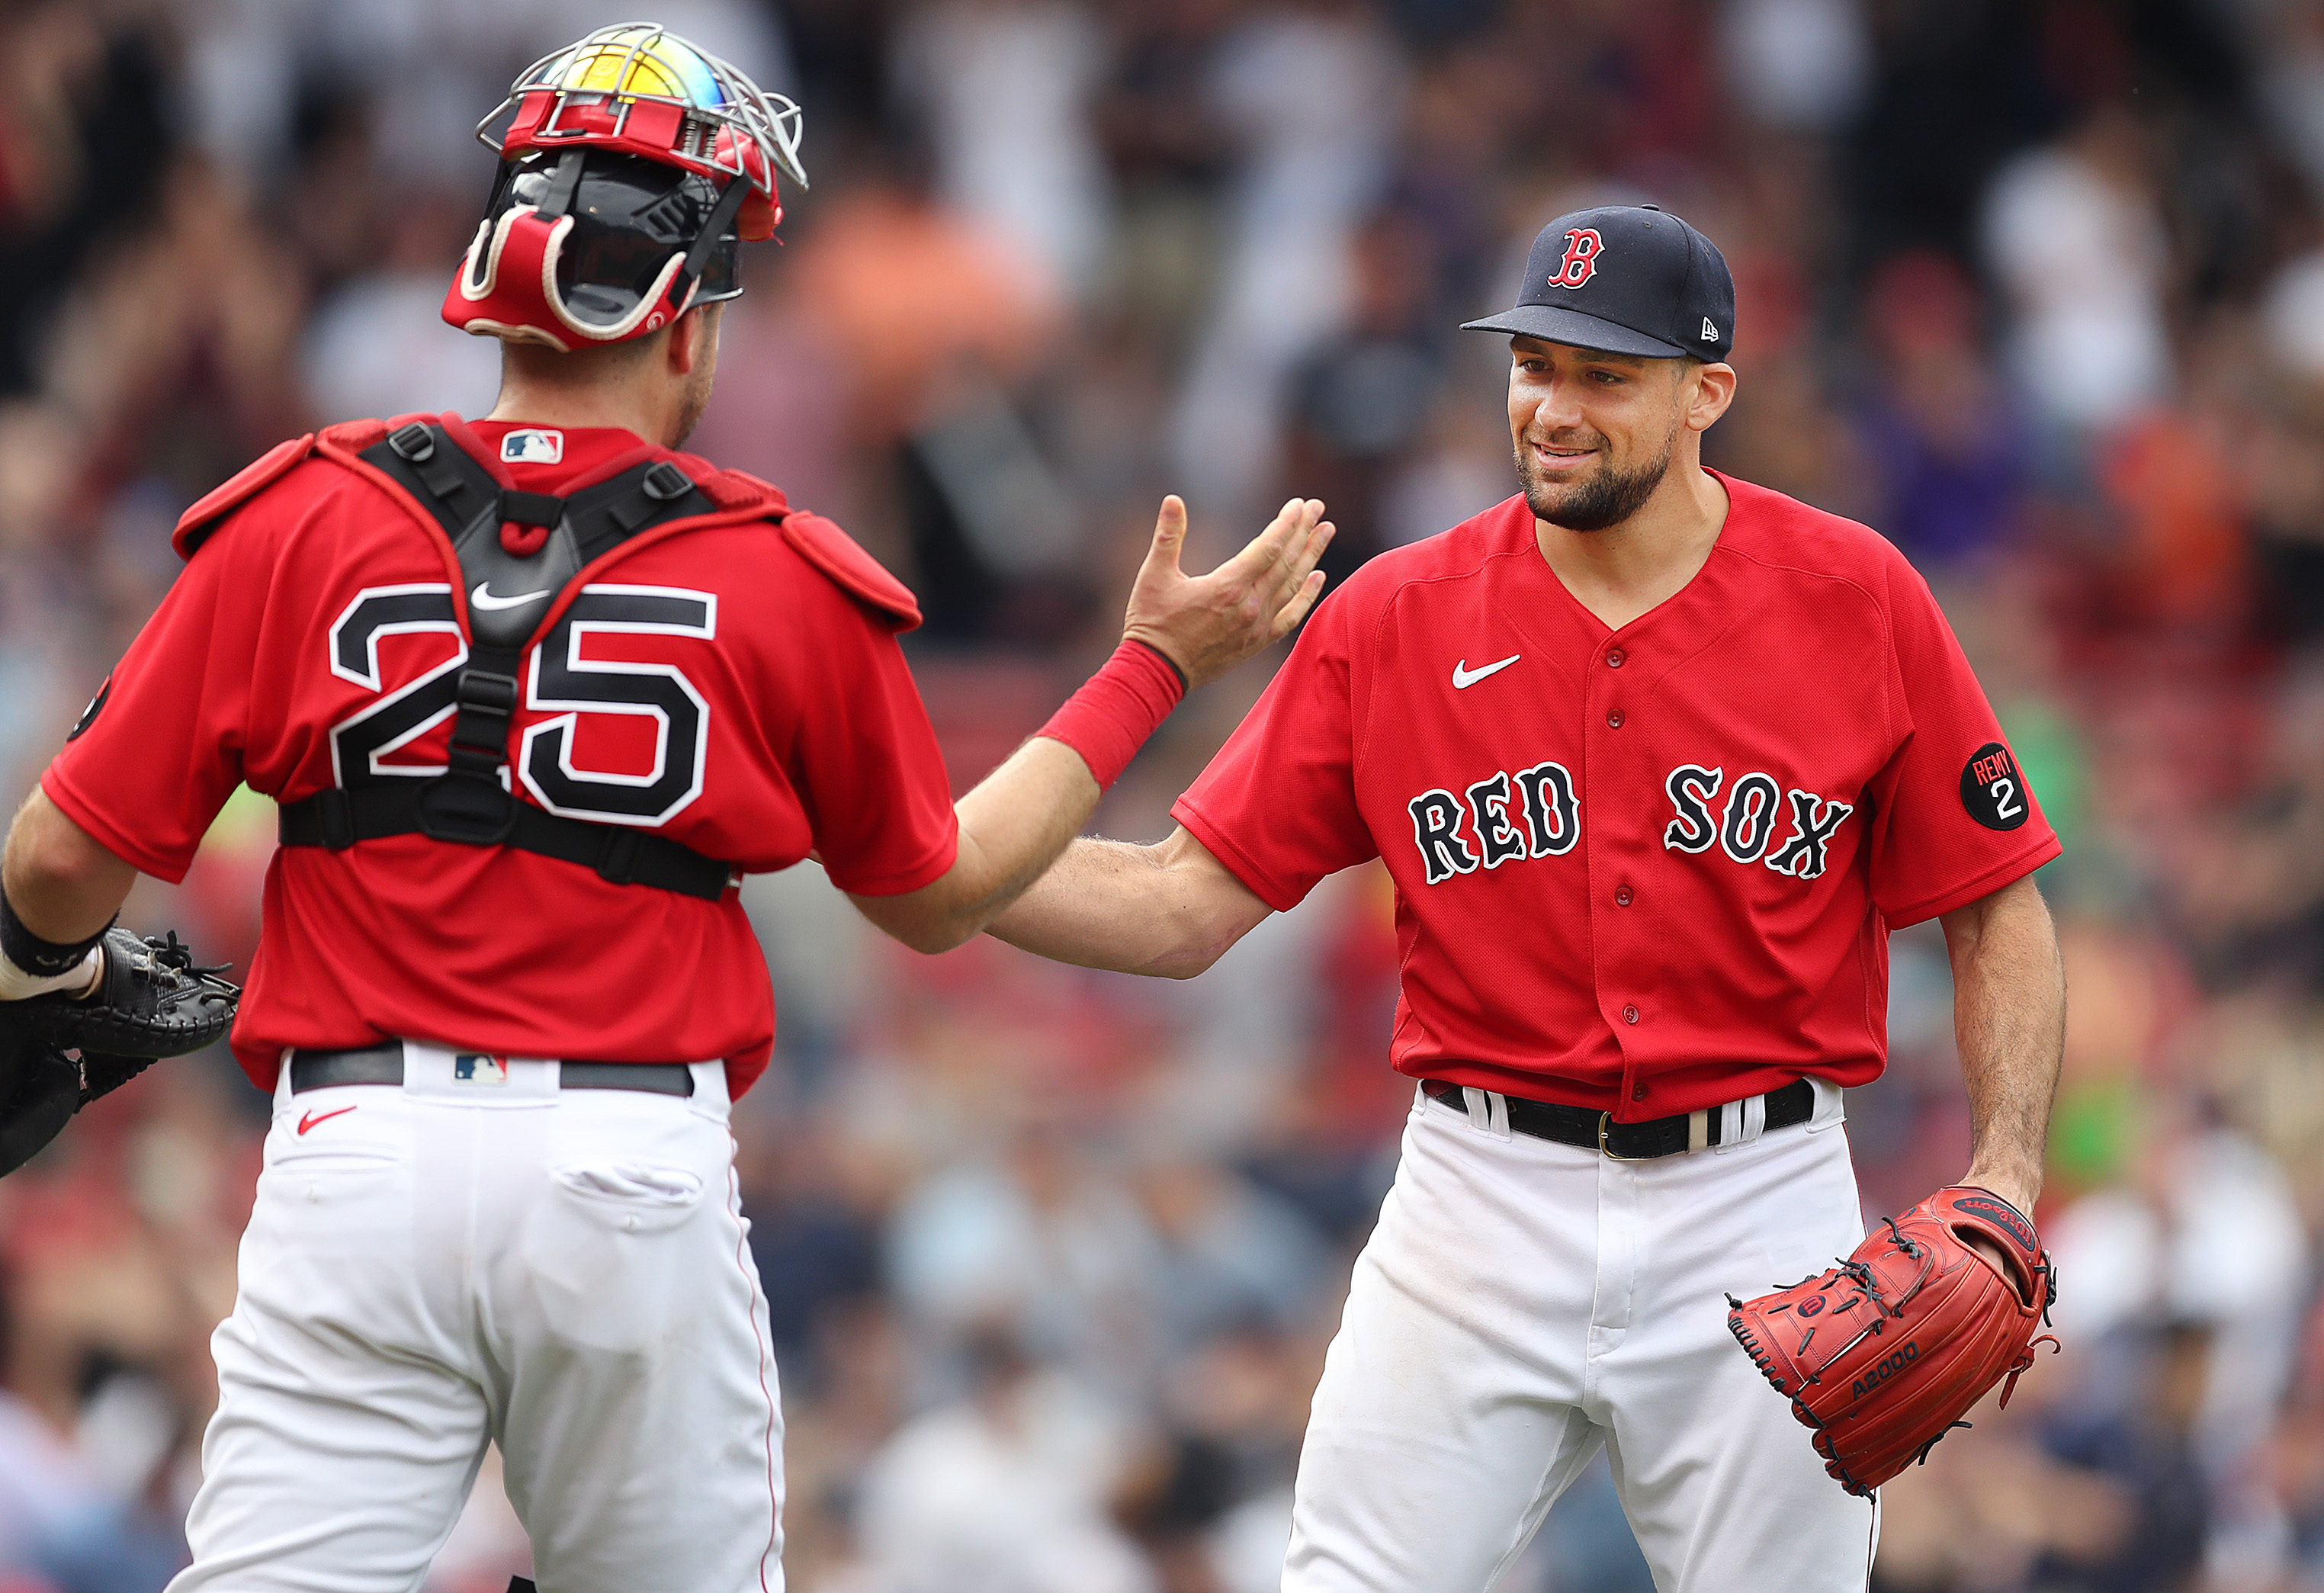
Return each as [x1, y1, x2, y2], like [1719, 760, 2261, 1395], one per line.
[1632, 1083, 1648, 1101]
[1622, 1004, 1639, 1024]
[1614, 885, 1634, 906]
[1605, 647, 1626, 668]
[1606, 709, 1625, 729]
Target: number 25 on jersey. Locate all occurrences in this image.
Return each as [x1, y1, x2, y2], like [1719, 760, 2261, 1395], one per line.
[326, 583, 716, 827]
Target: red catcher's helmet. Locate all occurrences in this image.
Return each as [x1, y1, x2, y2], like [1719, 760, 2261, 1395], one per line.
[444, 21, 807, 351]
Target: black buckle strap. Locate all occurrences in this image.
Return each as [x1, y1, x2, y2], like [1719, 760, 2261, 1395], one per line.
[279, 784, 733, 900]
[421, 666, 523, 844]
[1421, 1078, 1815, 1158]
[500, 489, 565, 528]
[671, 171, 755, 307]
[534, 149, 586, 223]
[387, 421, 493, 519]
[294, 424, 733, 898]
[302, 788, 358, 850]
[445, 670, 518, 775]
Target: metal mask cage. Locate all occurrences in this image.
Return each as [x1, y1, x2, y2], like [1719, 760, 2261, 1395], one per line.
[476, 21, 807, 196]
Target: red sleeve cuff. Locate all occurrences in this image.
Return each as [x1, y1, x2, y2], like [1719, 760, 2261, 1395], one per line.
[1879, 834, 2062, 929]
[1170, 797, 1308, 915]
[39, 767, 194, 885]
[822, 821, 960, 898]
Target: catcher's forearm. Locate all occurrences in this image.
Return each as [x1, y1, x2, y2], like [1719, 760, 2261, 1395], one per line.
[846, 736, 1103, 955]
[1940, 873, 2065, 1212]
[4, 789, 137, 943]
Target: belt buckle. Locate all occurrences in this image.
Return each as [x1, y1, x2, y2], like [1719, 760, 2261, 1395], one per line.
[1597, 1110, 1650, 1161]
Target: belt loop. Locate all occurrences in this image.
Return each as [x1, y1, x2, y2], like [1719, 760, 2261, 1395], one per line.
[1687, 1109, 1709, 1153]
[1713, 1093, 1770, 1155]
[1460, 1085, 1513, 1142]
[1806, 1075, 1847, 1129]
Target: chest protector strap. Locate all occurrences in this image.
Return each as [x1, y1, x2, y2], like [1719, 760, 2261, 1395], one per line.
[277, 422, 737, 901]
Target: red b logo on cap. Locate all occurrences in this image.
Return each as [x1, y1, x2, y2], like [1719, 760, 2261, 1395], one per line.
[1550, 228, 1603, 288]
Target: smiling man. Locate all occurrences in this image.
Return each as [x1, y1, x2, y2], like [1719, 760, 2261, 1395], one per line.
[990, 204, 2066, 1589]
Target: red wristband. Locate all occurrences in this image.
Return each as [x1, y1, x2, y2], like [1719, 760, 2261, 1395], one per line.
[1036, 639, 1188, 789]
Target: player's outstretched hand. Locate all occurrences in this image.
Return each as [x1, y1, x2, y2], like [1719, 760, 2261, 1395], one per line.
[1123, 495, 1332, 691]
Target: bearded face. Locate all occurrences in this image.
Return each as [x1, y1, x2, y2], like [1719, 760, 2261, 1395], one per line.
[1505, 339, 1693, 534]
[1513, 413, 1680, 532]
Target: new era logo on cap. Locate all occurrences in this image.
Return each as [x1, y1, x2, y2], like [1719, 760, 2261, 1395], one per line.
[502, 428, 563, 464]
[1461, 204, 1736, 364]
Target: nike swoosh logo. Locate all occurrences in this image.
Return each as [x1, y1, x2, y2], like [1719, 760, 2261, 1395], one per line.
[1452, 654, 1521, 690]
[297, 1106, 357, 1136]
[471, 581, 551, 612]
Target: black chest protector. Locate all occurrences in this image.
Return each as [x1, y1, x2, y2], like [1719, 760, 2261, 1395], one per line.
[275, 422, 736, 900]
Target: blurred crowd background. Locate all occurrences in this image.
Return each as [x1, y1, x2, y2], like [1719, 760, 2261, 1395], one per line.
[2, 0, 2324, 1589]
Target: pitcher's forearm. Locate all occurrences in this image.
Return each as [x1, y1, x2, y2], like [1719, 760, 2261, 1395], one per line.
[1943, 875, 2065, 1212]
[987, 840, 1192, 975]
[990, 827, 1273, 978]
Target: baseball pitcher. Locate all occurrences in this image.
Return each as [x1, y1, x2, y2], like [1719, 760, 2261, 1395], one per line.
[992, 204, 2067, 1588]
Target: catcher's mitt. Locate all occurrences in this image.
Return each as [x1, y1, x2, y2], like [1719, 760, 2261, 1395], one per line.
[0, 928, 238, 1177]
[1726, 1186, 2059, 1497]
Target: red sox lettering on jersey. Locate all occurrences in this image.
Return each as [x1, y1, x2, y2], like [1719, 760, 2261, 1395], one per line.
[1406, 760, 1855, 886]
[1173, 472, 2059, 1119]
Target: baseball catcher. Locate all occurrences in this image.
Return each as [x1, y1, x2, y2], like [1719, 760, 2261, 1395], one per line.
[0, 21, 1331, 1590]
[0, 920, 239, 1175]
[1729, 1184, 2061, 1496]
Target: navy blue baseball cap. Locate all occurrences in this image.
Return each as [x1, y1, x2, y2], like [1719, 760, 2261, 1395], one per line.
[1462, 204, 1735, 362]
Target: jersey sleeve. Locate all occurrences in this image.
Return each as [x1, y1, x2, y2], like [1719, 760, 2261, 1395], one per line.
[1863, 554, 2061, 927]
[1170, 585, 1379, 911]
[40, 510, 271, 882]
[782, 583, 958, 897]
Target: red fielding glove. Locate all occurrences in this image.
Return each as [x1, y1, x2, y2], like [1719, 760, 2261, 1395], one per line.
[1727, 1186, 2061, 1497]
[1035, 639, 1187, 790]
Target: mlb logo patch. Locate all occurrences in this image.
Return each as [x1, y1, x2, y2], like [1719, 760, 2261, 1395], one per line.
[453, 1054, 510, 1086]
[501, 429, 563, 464]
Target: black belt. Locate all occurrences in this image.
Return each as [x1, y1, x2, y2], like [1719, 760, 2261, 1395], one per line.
[1420, 1078, 1814, 1159]
[290, 1042, 695, 1097]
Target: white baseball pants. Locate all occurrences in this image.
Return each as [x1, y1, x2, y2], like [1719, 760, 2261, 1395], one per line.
[165, 1045, 785, 1593]
[1284, 1079, 1876, 1593]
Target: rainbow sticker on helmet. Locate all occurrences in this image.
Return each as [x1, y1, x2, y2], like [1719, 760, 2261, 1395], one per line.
[485, 21, 807, 197]
[535, 27, 725, 104]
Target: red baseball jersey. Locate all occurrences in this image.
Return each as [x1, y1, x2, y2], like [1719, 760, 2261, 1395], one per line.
[43, 415, 960, 1095]
[1173, 472, 2059, 1119]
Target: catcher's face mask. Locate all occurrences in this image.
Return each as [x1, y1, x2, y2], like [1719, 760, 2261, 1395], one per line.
[442, 21, 807, 351]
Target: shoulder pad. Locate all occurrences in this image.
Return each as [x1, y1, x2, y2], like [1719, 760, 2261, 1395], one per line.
[323, 417, 393, 454]
[172, 434, 316, 560]
[680, 461, 786, 515]
[782, 512, 922, 631]
[698, 474, 780, 513]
